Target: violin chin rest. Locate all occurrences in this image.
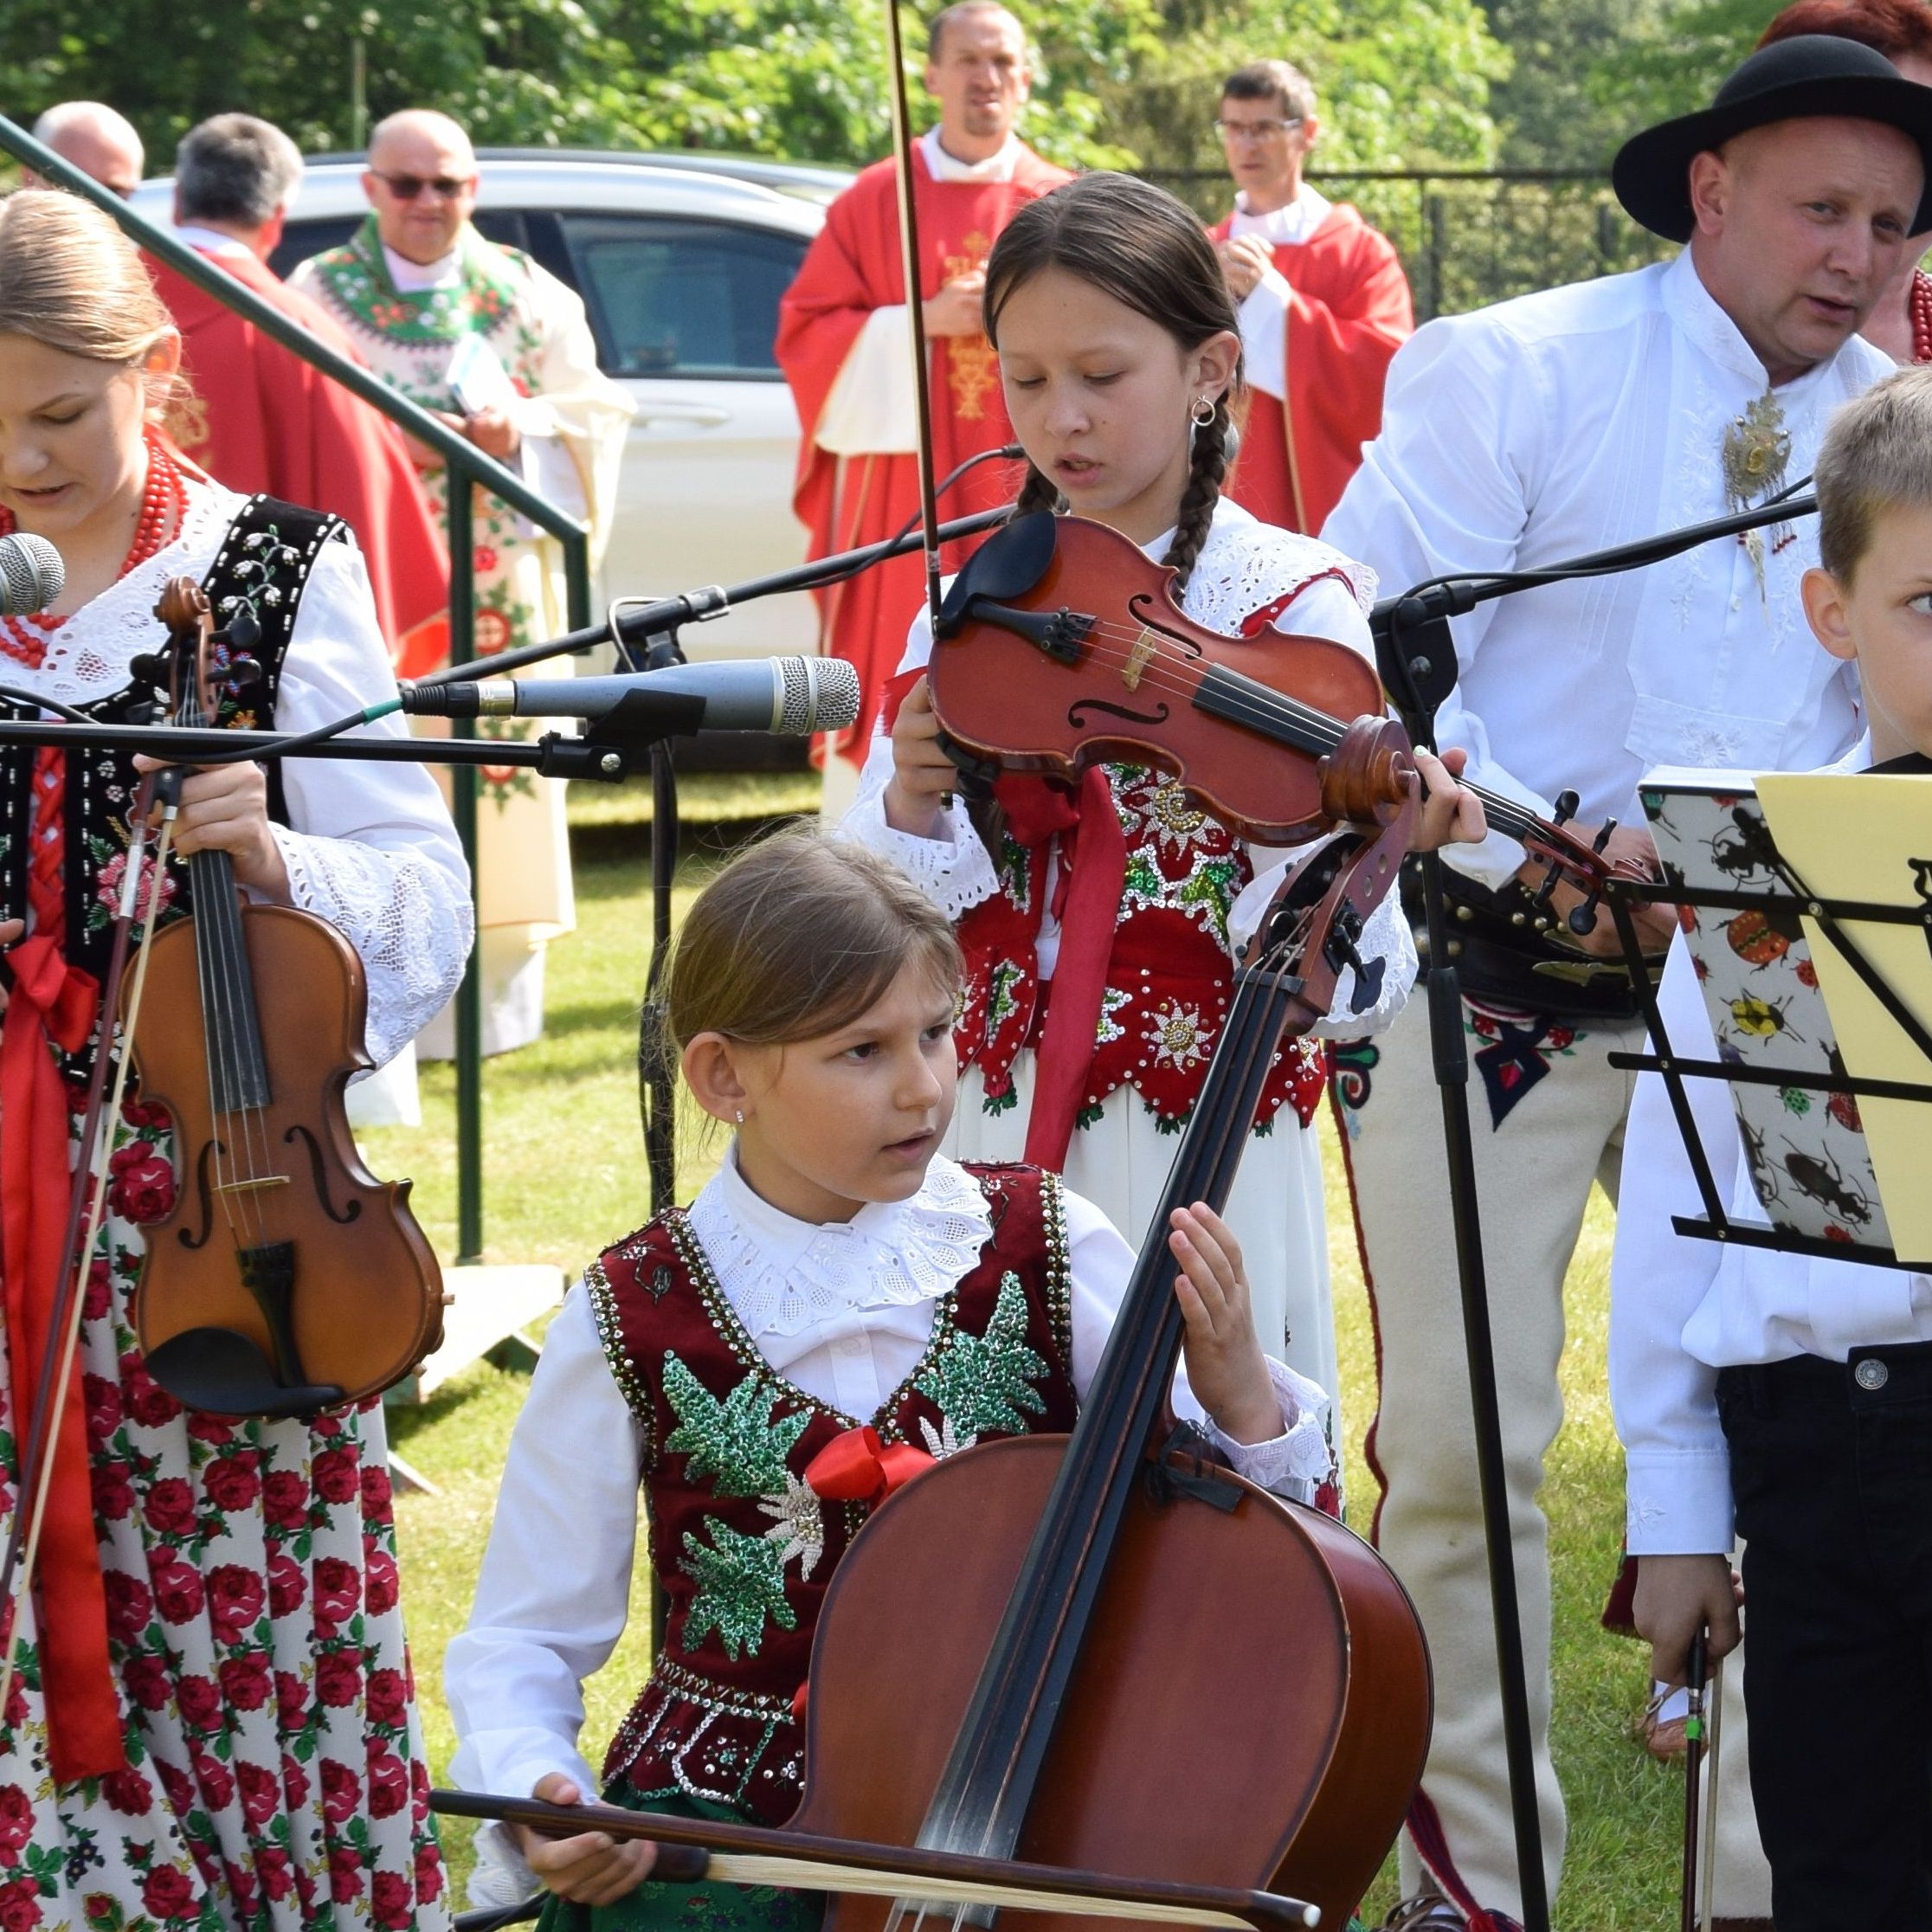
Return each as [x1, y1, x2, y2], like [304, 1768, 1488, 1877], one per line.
[145, 1327, 344, 1420]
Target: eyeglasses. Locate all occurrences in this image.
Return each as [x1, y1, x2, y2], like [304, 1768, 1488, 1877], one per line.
[370, 170, 475, 201]
[1213, 118, 1303, 144]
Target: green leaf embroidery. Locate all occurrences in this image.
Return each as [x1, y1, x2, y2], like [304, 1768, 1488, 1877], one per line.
[663, 1356, 808, 1497]
[680, 1521, 796, 1661]
[915, 1273, 1047, 1439]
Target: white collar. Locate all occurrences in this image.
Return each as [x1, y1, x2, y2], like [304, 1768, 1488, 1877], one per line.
[173, 224, 255, 261]
[1228, 185, 1331, 246]
[920, 126, 1021, 184]
[686, 1147, 994, 1340]
[383, 240, 463, 292]
[1823, 730, 1876, 774]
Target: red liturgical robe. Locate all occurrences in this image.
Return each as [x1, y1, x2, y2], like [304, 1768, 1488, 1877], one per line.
[148, 247, 449, 663]
[776, 142, 1070, 765]
[1208, 203, 1413, 537]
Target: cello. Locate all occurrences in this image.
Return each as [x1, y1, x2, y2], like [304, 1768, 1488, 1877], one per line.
[117, 576, 446, 1417]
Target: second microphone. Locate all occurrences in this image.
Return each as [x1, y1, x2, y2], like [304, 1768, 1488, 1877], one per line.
[396, 654, 861, 737]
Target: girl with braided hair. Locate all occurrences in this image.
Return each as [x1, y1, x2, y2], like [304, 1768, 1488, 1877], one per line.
[843, 170, 1482, 1469]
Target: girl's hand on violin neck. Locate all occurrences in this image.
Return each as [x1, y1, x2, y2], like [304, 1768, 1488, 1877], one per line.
[884, 675, 956, 840]
[515, 1772, 660, 1905]
[132, 755, 291, 901]
[1168, 1202, 1282, 1446]
[1408, 746, 1488, 853]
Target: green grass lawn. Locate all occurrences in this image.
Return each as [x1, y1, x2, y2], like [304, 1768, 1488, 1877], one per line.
[364, 782, 1683, 1924]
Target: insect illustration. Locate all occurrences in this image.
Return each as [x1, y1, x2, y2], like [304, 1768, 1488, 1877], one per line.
[1738, 1116, 1783, 1208]
[1781, 1141, 1873, 1228]
[1704, 808, 1781, 886]
[1729, 992, 1805, 1043]
[1725, 905, 1804, 970]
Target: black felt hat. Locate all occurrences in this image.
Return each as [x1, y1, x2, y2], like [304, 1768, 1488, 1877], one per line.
[1613, 34, 1932, 242]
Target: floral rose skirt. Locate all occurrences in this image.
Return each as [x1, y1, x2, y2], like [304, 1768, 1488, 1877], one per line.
[0, 1098, 449, 1930]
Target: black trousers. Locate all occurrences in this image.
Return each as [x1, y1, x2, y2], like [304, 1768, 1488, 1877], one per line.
[1719, 1343, 1932, 1930]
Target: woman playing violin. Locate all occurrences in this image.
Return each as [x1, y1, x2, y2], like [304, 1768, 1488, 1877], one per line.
[0, 190, 469, 1929]
[841, 171, 1483, 1462]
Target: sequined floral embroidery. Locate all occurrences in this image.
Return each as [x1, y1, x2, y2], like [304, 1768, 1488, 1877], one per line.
[914, 1272, 1048, 1439]
[679, 1522, 797, 1661]
[661, 1356, 809, 1497]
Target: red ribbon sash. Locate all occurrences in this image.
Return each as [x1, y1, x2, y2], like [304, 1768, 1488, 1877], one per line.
[0, 934, 125, 1780]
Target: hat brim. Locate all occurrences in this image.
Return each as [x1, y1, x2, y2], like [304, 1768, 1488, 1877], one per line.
[1613, 73, 1932, 242]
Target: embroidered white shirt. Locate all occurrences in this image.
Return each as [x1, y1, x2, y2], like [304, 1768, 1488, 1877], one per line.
[1611, 735, 1932, 1554]
[1324, 248, 1892, 891]
[445, 1150, 1332, 1815]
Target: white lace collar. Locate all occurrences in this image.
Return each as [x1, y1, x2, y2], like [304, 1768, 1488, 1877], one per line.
[685, 1148, 995, 1340]
[14, 480, 243, 709]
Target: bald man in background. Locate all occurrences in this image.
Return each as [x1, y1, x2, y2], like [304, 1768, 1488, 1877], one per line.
[27, 100, 144, 195]
[292, 111, 634, 1060]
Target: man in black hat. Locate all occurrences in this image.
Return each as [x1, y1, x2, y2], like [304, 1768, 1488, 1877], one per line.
[1323, 35, 1932, 1932]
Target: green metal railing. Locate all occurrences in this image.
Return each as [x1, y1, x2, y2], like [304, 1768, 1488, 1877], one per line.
[0, 113, 594, 1265]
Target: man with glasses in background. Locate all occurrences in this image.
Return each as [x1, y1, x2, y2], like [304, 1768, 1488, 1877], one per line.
[1208, 61, 1413, 535]
[293, 110, 633, 1064]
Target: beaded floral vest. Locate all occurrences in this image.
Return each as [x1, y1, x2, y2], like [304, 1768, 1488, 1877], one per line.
[587, 1161, 1076, 1826]
[956, 763, 1328, 1136]
[0, 498, 342, 1077]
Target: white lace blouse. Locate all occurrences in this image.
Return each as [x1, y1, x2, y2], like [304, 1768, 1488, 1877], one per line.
[446, 1148, 1333, 1807]
[840, 497, 1414, 1035]
[8, 482, 472, 1068]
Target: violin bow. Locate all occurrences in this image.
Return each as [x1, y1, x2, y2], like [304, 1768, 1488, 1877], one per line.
[1678, 1631, 1708, 1932]
[0, 778, 178, 1729]
[883, 0, 946, 636]
[430, 1788, 1317, 1932]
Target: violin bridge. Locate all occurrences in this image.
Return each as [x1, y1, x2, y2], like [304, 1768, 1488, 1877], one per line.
[1122, 629, 1159, 692]
[212, 1175, 292, 1196]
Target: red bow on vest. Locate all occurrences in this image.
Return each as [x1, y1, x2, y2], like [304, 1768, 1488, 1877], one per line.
[804, 1423, 937, 1503]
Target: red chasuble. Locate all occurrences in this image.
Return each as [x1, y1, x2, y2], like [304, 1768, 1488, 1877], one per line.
[148, 248, 449, 662]
[1207, 203, 1414, 537]
[776, 144, 1071, 765]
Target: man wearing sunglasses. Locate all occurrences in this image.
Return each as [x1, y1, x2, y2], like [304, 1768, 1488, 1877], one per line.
[1207, 60, 1413, 536]
[293, 110, 634, 1064]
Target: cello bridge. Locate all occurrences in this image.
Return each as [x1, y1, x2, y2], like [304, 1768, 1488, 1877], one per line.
[1122, 629, 1159, 692]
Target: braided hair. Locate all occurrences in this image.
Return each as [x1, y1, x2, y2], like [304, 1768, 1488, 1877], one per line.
[982, 171, 1245, 591]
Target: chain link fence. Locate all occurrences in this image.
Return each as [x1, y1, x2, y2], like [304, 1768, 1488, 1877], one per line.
[1143, 167, 1673, 321]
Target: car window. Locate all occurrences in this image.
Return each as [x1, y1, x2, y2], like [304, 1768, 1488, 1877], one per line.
[270, 208, 528, 280]
[557, 214, 805, 380]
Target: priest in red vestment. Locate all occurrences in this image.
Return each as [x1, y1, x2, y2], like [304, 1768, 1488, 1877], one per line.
[1208, 61, 1414, 538]
[776, 0, 1070, 799]
[146, 113, 448, 663]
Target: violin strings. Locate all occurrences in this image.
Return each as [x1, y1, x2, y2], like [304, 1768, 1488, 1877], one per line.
[970, 614, 1549, 847]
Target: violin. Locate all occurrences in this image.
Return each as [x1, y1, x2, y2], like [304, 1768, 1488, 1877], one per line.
[119, 577, 446, 1418]
[926, 512, 1617, 900]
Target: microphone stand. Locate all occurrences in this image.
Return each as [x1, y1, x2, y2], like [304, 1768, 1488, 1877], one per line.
[1370, 481, 1814, 1932]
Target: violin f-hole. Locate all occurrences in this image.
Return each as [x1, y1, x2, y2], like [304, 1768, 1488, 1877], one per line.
[1066, 698, 1172, 731]
[176, 1138, 219, 1250]
[283, 1123, 364, 1226]
[1126, 596, 1204, 660]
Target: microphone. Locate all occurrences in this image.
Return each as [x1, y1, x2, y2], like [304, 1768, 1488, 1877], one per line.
[399, 654, 862, 736]
[0, 532, 64, 616]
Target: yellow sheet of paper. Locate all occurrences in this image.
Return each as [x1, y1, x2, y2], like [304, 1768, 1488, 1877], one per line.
[1756, 771, 1932, 1262]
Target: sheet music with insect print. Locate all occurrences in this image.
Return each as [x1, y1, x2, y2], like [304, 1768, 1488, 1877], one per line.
[1641, 770, 1891, 1252]
[1756, 770, 1932, 1264]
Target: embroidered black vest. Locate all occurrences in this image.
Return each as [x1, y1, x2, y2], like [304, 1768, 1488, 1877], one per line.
[0, 498, 344, 1077]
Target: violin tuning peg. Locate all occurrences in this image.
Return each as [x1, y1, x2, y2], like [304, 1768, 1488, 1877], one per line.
[126, 700, 158, 726]
[226, 656, 264, 690]
[1568, 890, 1605, 937]
[128, 652, 169, 687]
[226, 610, 262, 652]
[1552, 789, 1580, 829]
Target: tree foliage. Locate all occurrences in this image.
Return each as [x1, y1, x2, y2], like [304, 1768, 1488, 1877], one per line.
[0, 0, 1498, 178]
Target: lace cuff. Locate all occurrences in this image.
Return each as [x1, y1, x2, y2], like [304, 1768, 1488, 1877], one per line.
[272, 825, 475, 1070]
[1201, 1358, 1334, 1503]
[840, 744, 1001, 920]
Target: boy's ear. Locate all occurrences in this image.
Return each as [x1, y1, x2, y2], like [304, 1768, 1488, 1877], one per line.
[1801, 564, 1858, 664]
[681, 1033, 752, 1125]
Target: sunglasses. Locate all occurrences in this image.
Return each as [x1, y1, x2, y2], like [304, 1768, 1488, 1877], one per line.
[371, 169, 475, 201]
[1213, 117, 1304, 143]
